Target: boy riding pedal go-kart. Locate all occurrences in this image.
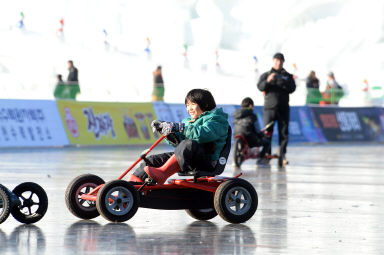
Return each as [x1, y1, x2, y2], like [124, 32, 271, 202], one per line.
[232, 97, 276, 168]
[65, 89, 258, 224]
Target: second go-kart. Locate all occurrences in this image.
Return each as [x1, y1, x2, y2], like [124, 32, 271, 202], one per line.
[0, 182, 48, 224]
[233, 121, 286, 168]
[65, 127, 258, 224]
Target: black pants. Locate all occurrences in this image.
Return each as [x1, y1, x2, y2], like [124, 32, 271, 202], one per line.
[263, 106, 290, 156]
[132, 139, 215, 180]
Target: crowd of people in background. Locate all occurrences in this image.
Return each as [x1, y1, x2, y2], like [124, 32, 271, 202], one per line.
[51, 57, 346, 107]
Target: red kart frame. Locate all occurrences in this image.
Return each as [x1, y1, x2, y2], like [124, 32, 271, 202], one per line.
[233, 134, 278, 168]
[65, 133, 258, 224]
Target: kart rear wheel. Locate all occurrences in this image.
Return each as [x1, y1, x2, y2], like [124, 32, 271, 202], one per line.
[214, 179, 258, 224]
[96, 180, 139, 222]
[0, 185, 11, 224]
[11, 182, 48, 224]
[65, 174, 105, 219]
[233, 138, 244, 168]
[186, 208, 218, 221]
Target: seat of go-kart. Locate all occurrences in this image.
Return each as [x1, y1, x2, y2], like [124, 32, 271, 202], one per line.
[178, 126, 232, 178]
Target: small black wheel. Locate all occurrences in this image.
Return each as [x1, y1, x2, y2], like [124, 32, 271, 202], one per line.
[214, 179, 258, 224]
[96, 180, 139, 222]
[0, 184, 11, 224]
[185, 208, 218, 221]
[11, 182, 48, 224]
[233, 139, 244, 168]
[65, 174, 105, 219]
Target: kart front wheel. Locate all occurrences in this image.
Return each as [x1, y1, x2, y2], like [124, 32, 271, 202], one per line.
[96, 180, 139, 222]
[233, 139, 244, 168]
[186, 208, 218, 221]
[0, 185, 11, 224]
[11, 182, 48, 224]
[65, 174, 105, 219]
[214, 179, 258, 224]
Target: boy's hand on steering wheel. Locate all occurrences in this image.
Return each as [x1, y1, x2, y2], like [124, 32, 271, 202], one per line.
[159, 122, 185, 136]
[151, 120, 164, 134]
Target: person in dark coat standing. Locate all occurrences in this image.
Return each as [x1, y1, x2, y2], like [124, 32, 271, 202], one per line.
[257, 53, 296, 166]
[67, 60, 79, 83]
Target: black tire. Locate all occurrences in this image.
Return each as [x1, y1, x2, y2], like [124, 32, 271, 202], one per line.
[0, 185, 11, 224]
[233, 139, 244, 168]
[96, 180, 139, 222]
[185, 208, 218, 221]
[11, 182, 48, 224]
[65, 174, 105, 219]
[214, 179, 258, 224]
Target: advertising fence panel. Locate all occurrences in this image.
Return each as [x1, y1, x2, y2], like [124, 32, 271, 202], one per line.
[310, 106, 384, 142]
[56, 100, 158, 145]
[2, 99, 382, 147]
[0, 100, 68, 147]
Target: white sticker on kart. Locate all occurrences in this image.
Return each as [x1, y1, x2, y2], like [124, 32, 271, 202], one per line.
[219, 157, 226, 165]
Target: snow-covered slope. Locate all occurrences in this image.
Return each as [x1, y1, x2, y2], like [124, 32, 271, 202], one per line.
[0, 0, 383, 106]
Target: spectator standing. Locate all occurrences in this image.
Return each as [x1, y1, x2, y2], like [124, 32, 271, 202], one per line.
[67, 60, 79, 83]
[325, 72, 339, 89]
[306, 70, 321, 104]
[323, 71, 343, 105]
[257, 53, 296, 167]
[152, 65, 165, 101]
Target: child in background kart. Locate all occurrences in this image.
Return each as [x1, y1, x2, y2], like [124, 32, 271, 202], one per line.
[232, 97, 270, 163]
[128, 89, 229, 184]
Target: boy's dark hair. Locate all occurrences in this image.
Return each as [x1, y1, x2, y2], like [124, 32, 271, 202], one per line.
[241, 97, 254, 108]
[185, 89, 216, 112]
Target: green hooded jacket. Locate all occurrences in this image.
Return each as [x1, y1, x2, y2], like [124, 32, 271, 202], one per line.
[170, 108, 229, 161]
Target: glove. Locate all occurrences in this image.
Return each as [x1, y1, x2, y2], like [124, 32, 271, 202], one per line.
[159, 122, 185, 136]
[150, 120, 163, 134]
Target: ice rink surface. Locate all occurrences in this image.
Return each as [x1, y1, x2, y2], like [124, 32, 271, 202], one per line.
[1, 143, 384, 254]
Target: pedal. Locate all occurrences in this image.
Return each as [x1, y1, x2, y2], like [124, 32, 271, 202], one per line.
[144, 177, 156, 185]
